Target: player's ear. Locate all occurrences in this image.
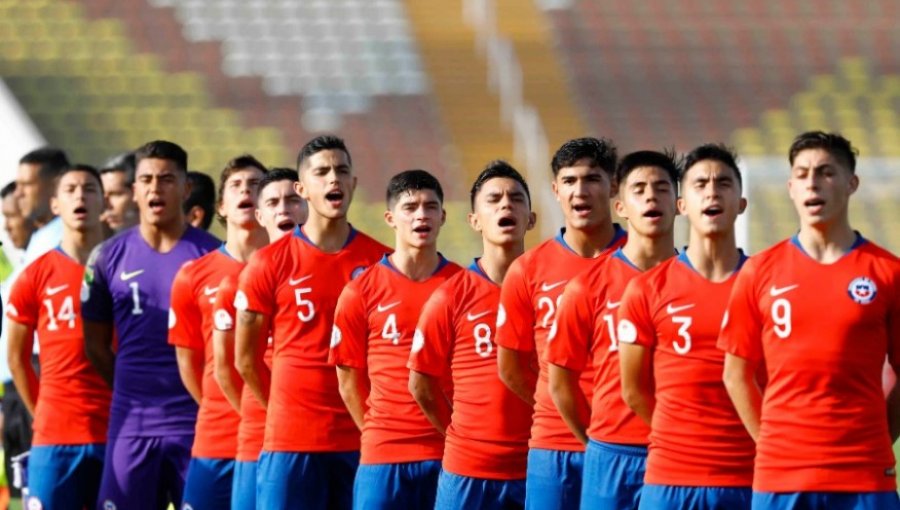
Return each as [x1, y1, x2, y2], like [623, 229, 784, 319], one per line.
[526, 211, 537, 231]
[467, 212, 480, 233]
[50, 195, 61, 216]
[440, 207, 446, 226]
[676, 197, 687, 216]
[254, 207, 263, 226]
[383, 208, 395, 229]
[294, 179, 308, 201]
[614, 196, 627, 220]
[848, 173, 859, 195]
[738, 197, 748, 215]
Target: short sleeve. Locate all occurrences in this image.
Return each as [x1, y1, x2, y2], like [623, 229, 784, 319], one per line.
[236, 250, 276, 316]
[617, 276, 657, 349]
[408, 281, 455, 377]
[886, 265, 900, 370]
[494, 257, 535, 352]
[168, 264, 203, 350]
[213, 274, 238, 332]
[717, 260, 763, 362]
[7, 265, 39, 327]
[80, 242, 114, 323]
[545, 277, 592, 372]
[329, 281, 369, 369]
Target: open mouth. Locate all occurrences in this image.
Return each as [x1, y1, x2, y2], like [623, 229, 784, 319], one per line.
[73, 206, 87, 215]
[572, 204, 592, 214]
[325, 190, 344, 204]
[413, 225, 432, 234]
[804, 198, 825, 208]
[149, 198, 165, 211]
[277, 219, 295, 232]
[643, 209, 663, 218]
[701, 205, 723, 218]
[237, 199, 254, 210]
[498, 216, 517, 228]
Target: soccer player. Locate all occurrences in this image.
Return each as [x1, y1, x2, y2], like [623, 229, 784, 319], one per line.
[547, 150, 679, 509]
[6, 165, 111, 510]
[235, 135, 388, 510]
[168, 155, 269, 510]
[2, 182, 34, 252]
[495, 137, 625, 509]
[720, 131, 900, 510]
[408, 161, 536, 510]
[185, 171, 217, 231]
[330, 169, 461, 509]
[616, 144, 754, 509]
[82, 140, 220, 510]
[14, 147, 70, 262]
[99, 152, 139, 233]
[212, 168, 307, 510]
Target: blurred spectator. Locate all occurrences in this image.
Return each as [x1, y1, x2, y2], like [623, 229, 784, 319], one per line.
[1, 183, 33, 254]
[100, 152, 139, 233]
[14, 147, 69, 264]
[184, 171, 216, 231]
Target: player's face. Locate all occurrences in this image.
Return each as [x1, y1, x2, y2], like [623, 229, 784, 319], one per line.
[14, 162, 48, 221]
[788, 148, 858, 228]
[219, 167, 265, 230]
[385, 189, 445, 250]
[553, 159, 615, 232]
[469, 177, 535, 246]
[101, 170, 138, 232]
[51, 171, 104, 232]
[297, 149, 356, 220]
[2, 194, 32, 250]
[678, 160, 746, 236]
[615, 166, 677, 238]
[256, 180, 307, 241]
[133, 158, 188, 228]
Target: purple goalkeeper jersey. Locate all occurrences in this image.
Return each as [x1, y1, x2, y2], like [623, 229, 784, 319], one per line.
[81, 226, 220, 437]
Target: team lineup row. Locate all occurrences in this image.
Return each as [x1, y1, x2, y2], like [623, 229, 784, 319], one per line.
[4, 133, 899, 510]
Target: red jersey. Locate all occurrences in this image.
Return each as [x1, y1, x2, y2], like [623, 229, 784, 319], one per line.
[408, 261, 532, 480]
[168, 246, 242, 459]
[237, 226, 388, 452]
[546, 249, 650, 445]
[330, 255, 461, 464]
[495, 227, 626, 451]
[617, 252, 754, 486]
[213, 270, 273, 462]
[6, 248, 111, 445]
[718, 236, 900, 492]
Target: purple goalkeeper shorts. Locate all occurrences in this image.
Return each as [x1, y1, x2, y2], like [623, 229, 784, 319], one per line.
[96, 434, 193, 510]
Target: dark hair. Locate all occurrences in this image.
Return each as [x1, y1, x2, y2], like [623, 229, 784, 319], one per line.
[19, 147, 70, 182]
[296, 135, 352, 170]
[1, 182, 16, 199]
[616, 149, 680, 191]
[54, 164, 104, 194]
[214, 155, 268, 225]
[470, 160, 531, 210]
[184, 171, 216, 230]
[551, 137, 618, 176]
[100, 152, 137, 186]
[135, 140, 188, 173]
[788, 131, 858, 173]
[681, 143, 743, 187]
[386, 169, 444, 208]
[258, 167, 299, 197]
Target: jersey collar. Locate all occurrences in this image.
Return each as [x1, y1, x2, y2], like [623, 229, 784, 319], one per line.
[789, 231, 865, 261]
[293, 223, 358, 250]
[677, 249, 748, 275]
[554, 223, 626, 256]
[468, 258, 499, 286]
[380, 253, 450, 278]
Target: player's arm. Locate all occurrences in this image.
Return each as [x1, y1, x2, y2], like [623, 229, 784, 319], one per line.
[169, 268, 206, 404]
[6, 321, 38, 416]
[336, 366, 369, 431]
[82, 244, 116, 387]
[496, 259, 539, 406]
[408, 370, 451, 435]
[175, 347, 204, 404]
[235, 309, 271, 409]
[722, 353, 762, 441]
[83, 319, 115, 387]
[213, 327, 242, 412]
[885, 278, 900, 442]
[498, 346, 537, 406]
[617, 280, 658, 425]
[331, 282, 372, 431]
[618, 343, 654, 425]
[547, 363, 590, 445]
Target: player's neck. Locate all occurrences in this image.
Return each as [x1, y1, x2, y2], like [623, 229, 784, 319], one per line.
[224, 224, 268, 263]
[139, 218, 187, 253]
[479, 239, 524, 285]
[302, 212, 351, 253]
[797, 217, 857, 264]
[562, 220, 615, 258]
[60, 226, 104, 265]
[685, 230, 741, 283]
[621, 230, 675, 271]
[389, 246, 441, 282]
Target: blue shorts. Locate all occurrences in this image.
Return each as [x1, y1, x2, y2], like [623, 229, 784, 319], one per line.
[752, 491, 900, 510]
[353, 460, 441, 510]
[434, 470, 525, 510]
[98, 434, 193, 510]
[581, 440, 647, 510]
[181, 457, 234, 510]
[26, 444, 105, 510]
[525, 448, 584, 510]
[231, 460, 257, 510]
[640, 484, 751, 510]
[257, 450, 359, 510]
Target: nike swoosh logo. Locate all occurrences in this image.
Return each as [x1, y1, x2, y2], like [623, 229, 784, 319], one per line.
[540, 280, 567, 292]
[203, 286, 219, 296]
[770, 284, 799, 297]
[377, 301, 400, 313]
[606, 300, 621, 310]
[466, 311, 490, 321]
[666, 303, 695, 314]
[46, 284, 69, 296]
[288, 275, 313, 286]
[120, 269, 144, 281]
